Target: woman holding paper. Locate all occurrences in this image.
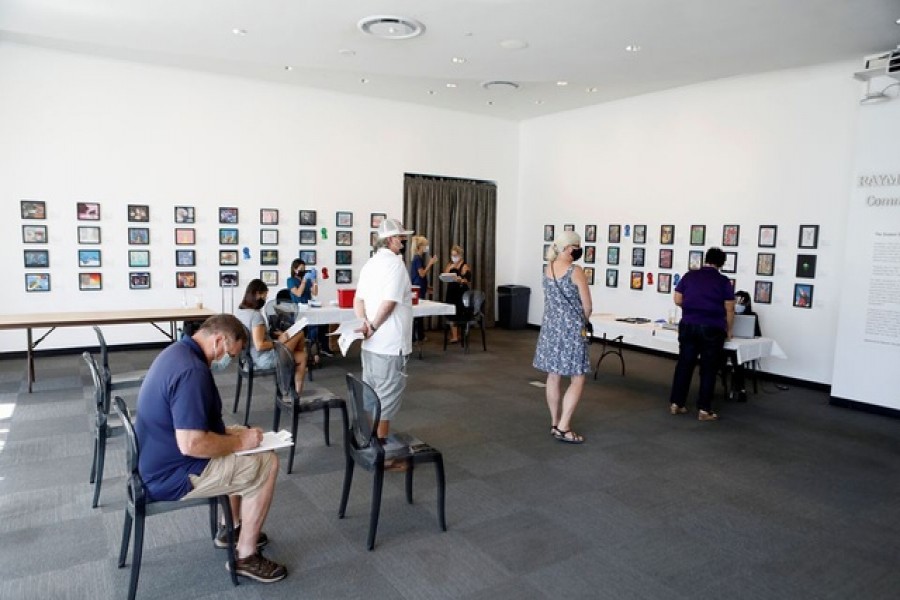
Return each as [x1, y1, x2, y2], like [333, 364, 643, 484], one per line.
[443, 245, 472, 343]
[236, 279, 308, 394]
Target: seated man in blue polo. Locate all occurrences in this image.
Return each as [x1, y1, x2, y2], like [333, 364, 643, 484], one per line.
[135, 314, 286, 583]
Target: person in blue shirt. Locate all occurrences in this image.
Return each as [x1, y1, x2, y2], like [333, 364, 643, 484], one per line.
[135, 314, 287, 583]
[409, 235, 437, 342]
[287, 258, 332, 360]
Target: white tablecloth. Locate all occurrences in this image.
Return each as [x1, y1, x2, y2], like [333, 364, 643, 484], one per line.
[297, 299, 455, 326]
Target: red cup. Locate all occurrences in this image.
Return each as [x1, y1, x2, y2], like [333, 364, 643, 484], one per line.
[411, 289, 419, 305]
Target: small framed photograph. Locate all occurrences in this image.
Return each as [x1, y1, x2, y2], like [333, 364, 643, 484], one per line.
[299, 250, 317, 265]
[129, 272, 151, 290]
[22, 224, 48, 244]
[299, 210, 317, 226]
[335, 268, 352, 284]
[336, 211, 353, 227]
[77, 226, 100, 244]
[25, 273, 50, 292]
[176, 271, 196, 289]
[77, 202, 100, 221]
[219, 207, 239, 224]
[584, 267, 595, 285]
[660, 224, 675, 245]
[607, 246, 620, 265]
[796, 254, 817, 278]
[260, 249, 279, 265]
[299, 229, 317, 245]
[563, 224, 575, 232]
[78, 249, 102, 267]
[658, 273, 672, 294]
[79, 272, 103, 291]
[729, 278, 737, 290]
[630, 271, 644, 290]
[543, 244, 551, 260]
[758, 225, 778, 248]
[260, 270, 279, 286]
[722, 224, 740, 247]
[608, 224, 621, 244]
[583, 246, 596, 264]
[175, 249, 195, 267]
[690, 224, 706, 246]
[799, 225, 819, 249]
[584, 225, 597, 243]
[632, 247, 645, 267]
[128, 204, 150, 222]
[688, 250, 703, 270]
[129, 250, 150, 268]
[336, 250, 353, 265]
[260, 229, 279, 245]
[24, 250, 49, 268]
[219, 270, 239, 288]
[219, 250, 239, 266]
[128, 227, 150, 245]
[722, 252, 737, 274]
[754, 281, 773, 304]
[20, 200, 46, 219]
[219, 228, 239, 245]
[175, 228, 195, 245]
[605, 268, 618, 288]
[659, 249, 673, 269]
[174, 206, 195, 223]
[260, 208, 279, 225]
[633, 225, 647, 244]
[370, 231, 379, 248]
[793, 283, 814, 308]
[543, 225, 555, 242]
[371, 213, 386, 228]
[756, 253, 775, 276]
[336, 230, 353, 246]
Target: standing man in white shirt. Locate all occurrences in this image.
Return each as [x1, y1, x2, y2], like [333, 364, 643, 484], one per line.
[354, 218, 415, 445]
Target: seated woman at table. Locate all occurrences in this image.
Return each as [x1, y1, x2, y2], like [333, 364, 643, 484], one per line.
[287, 258, 331, 363]
[443, 245, 472, 343]
[725, 290, 762, 401]
[235, 279, 307, 394]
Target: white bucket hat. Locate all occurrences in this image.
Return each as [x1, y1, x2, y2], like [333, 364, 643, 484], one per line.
[376, 218, 414, 239]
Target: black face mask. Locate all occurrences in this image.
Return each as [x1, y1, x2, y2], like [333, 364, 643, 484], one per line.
[297, 268, 306, 278]
[399, 240, 407, 254]
[570, 247, 583, 261]
[255, 298, 265, 310]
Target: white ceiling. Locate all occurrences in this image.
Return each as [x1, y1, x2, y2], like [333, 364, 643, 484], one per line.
[1, 0, 898, 120]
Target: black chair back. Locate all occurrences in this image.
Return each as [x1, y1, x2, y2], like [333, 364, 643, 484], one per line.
[464, 290, 486, 317]
[344, 374, 380, 453]
[113, 396, 146, 506]
[273, 341, 295, 398]
[83, 351, 106, 414]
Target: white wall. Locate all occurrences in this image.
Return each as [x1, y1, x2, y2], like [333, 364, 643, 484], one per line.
[517, 63, 863, 383]
[0, 42, 519, 350]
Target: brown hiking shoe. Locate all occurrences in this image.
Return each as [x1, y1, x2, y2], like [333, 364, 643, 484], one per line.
[228, 552, 287, 583]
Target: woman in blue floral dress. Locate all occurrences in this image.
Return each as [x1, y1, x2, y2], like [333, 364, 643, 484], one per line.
[533, 231, 593, 443]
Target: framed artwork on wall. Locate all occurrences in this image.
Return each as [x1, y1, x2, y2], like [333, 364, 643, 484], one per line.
[174, 206, 195, 223]
[371, 213, 386, 228]
[336, 231, 353, 246]
[336, 250, 352, 265]
[607, 246, 620, 265]
[796, 254, 817, 278]
[260, 249, 279, 265]
[583, 246, 595, 264]
[688, 250, 703, 270]
[219, 250, 238, 266]
[128, 227, 149, 245]
[299, 229, 317, 245]
[722, 224, 740, 246]
[563, 224, 575, 232]
[758, 225, 777, 248]
[543, 225, 555, 242]
[584, 267, 595, 285]
[336, 211, 353, 227]
[260, 229, 278, 245]
[129, 250, 150, 268]
[608, 224, 621, 244]
[658, 273, 672, 294]
[299, 210, 317, 226]
[543, 244, 550, 260]
[219, 207, 239, 224]
[79, 272, 102, 291]
[798, 225, 819, 249]
[299, 250, 317, 265]
[721, 251, 737, 273]
[633, 225, 647, 244]
[660, 224, 674, 245]
[175, 228, 195, 245]
[690, 224, 706, 246]
[176, 271, 196, 288]
[78, 249, 102, 267]
[23, 225, 48, 243]
[21, 200, 46, 219]
[260, 208, 279, 225]
[219, 228, 238, 245]
[632, 247, 645, 267]
[756, 253, 775, 276]
[605, 268, 618, 288]
[129, 272, 151, 290]
[630, 271, 644, 290]
[754, 281, 773, 304]
[793, 283, 814, 308]
[335, 269, 352, 284]
[658, 249, 673, 269]
[24, 250, 49, 268]
[25, 273, 50, 292]
[584, 225, 597, 243]
[77, 202, 100, 221]
[176, 250, 195, 267]
[128, 205, 150, 222]
[219, 270, 239, 288]
[260, 270, 278, 286]
[77, 226, 100, 244]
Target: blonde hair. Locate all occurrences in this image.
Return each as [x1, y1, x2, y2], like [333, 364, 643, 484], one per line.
[450, 245, 464, 258]
[546, 231, 581, 261]
[411, 235, 428, 254]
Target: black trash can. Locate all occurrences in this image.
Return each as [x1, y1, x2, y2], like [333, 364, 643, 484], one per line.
[497, 285, 530, 329]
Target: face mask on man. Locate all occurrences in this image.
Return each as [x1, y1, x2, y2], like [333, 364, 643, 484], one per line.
[211, 339, 232, 372]
[735, 304, 746, 314]
[398, 239, 407, 254]
[570, 247, 583, 261]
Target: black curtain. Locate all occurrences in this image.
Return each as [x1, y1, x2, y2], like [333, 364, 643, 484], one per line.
[403, 174, 497, 327]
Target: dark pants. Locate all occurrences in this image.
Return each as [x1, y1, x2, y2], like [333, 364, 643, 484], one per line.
[412, 318, 425, 342]
[670, 322, 726, 413]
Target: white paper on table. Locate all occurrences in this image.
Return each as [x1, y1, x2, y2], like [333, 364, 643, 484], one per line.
[235, 429, 293, 456]
[438, 273, 457, 283]
[284, 317, 308, 338]
[327, 318, 365, 357]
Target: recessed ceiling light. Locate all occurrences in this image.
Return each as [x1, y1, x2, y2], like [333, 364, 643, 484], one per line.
[338, 48, 356, 57]
[556, 81, 568, 86]
[232, 28, 247, 36]
[487, 101, 494, 106]
[499, 39, 528, 50]
[357, 15, 425, 39]
[481, 81, 519, 91]
[534, 100, 545, 105]
[283, 66, 293, 71]
[446, 83, 457, 88]
[452, 57, 467, 64]
[587, 86, 599, 93]
[625, 44, 642, 52]
[360, 78, 369, 84]
[428, 90, 436, 95]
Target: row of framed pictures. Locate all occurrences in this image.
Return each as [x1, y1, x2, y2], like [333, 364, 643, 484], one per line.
[22, 268, 357, 292]
[543, 223, 821, 249]
[23, 248, 358, 269]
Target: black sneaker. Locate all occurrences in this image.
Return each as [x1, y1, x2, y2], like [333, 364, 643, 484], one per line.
[227, 552, 287, 583]
[215, 524, 268, 549]
[319, 348, 334, 358]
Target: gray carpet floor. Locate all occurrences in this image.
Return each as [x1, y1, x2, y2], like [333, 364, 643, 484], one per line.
[1, 328, 899, 599]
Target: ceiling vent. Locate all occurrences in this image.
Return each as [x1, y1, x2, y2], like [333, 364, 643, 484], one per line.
[481, 80, 520, 91]
[358, 16, 425, 40]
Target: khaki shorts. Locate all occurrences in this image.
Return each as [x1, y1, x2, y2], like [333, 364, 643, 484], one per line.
[361, 349, 408, 420]
[182, 451, 275, 501]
